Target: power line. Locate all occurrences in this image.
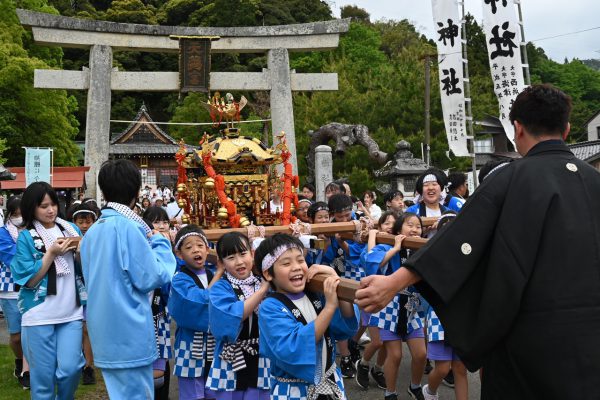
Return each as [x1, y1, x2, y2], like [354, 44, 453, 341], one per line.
[530, 26, 600, 43]
[109, 118, 271, 126]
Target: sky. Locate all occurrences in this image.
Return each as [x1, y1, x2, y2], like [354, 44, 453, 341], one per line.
[332, 0, 600, 62]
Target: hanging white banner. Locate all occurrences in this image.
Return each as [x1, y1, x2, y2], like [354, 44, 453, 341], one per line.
[25, 148, 53, 187]
[482, 0, 526, 145]
[432, 0, 469, 157]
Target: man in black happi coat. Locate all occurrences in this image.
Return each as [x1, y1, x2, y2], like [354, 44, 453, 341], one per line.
[356, 84, 600, 399]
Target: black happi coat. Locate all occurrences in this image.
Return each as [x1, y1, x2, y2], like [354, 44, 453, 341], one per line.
[404, 140, 600, 399]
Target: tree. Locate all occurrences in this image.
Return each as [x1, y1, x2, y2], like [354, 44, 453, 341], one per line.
[102, 0, 158, 24]
[340, 5, 370, 23]
[0, 0, 80, 167]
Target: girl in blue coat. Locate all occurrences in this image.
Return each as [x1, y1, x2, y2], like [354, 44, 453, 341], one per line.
[207, 232, 271, 400]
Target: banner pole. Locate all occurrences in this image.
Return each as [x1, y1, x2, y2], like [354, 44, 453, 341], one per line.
[459, 0, 478, 189]
[515, 0, 531, 85]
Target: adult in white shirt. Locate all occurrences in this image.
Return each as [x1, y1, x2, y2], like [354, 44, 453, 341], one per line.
[10, 182, 85, 399]
[363, 190, 382, 220]
[166, 197, 183, 222]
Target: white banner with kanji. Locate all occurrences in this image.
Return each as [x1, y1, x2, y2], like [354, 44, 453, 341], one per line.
[431, 0, 469, 157]
[25, 148, 52, 187]
[482, 0, 526, 145]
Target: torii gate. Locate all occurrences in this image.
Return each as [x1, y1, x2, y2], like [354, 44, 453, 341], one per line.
[17, 9, 349, 198]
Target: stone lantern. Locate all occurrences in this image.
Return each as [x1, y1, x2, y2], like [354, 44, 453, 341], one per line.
[373, 140, 428, 199]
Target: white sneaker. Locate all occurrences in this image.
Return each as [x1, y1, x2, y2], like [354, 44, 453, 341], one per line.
[422, 384, 438, 400]
[358, 332, 371, 345]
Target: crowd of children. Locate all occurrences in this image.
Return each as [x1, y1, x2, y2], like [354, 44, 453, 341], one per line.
[0, 160, 475, 400]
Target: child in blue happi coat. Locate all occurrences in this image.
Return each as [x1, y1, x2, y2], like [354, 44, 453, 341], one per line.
[304, 202, 330, 267]
[355, 211, 399, 391]
[142, 207, 177, 400]
[364, 212, 427, 400]
[0, 195, 30, 389]
[257, 233, 358, 400]
[169, 224, 224, 400]
[207, 232, 271, 400]
[322, 194, 366, 378]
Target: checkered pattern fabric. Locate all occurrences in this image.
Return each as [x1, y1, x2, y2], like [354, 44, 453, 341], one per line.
[257, 355, 271, 389]
[369, 293, 401, 332]
[407, 310, 424, 334]
[0, 262, 15, 292]
[174, 340, 208, 378]
[206, 354, 271, 391]
[155, 312, 172, 359]
[426, 308, 445, 342]
[270, 366, 346, 400]
[342, 262, 365, 281]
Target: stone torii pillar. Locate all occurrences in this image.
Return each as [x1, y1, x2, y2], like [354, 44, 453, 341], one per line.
[85, 45, 112, 199]
[16, 9, 350, 198]
[268, 48, 296, 165]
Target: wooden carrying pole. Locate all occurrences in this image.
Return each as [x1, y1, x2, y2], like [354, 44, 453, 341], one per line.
[338, 232, 427, 250]
[203, 220, 432, 302]
[203, 218, 438, 242]
[306, 274, 360, 303]
[203, 222, 359, 241]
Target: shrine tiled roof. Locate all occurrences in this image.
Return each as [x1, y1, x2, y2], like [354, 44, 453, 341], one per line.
[110, 104, 178, 145]
[110, 143, 196, 155]
[568, 140, 600, 162]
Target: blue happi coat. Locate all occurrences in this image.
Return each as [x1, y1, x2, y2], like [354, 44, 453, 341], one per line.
[168, 268, 214, 378]
[322, 238, 366, 281]
[258, 293, 358, 400]
[0, 226, 17, 293]
[206, 278, 271, 392]
[80, 208, 176, 369]
[363, 244, 424, 334]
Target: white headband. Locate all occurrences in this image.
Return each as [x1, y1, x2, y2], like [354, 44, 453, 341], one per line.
[261, 244, 303, 271]
[72, 210, 97, 220]
[175, 232, 209, 250]
[422, 174, 438, 184]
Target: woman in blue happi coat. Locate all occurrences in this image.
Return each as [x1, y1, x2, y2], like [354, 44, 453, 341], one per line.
[11, 182, 85, 399]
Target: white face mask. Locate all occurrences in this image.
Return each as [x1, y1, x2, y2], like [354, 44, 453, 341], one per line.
[9, 217, 22, 226]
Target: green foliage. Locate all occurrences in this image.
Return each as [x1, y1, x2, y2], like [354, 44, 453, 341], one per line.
[340, 5, 370, 22]
[7, 0, 600, 194]
[0, 137, 7, 165]
[102, 0, 158, 24]
[168, 92, 212, 144]
[0, 0, 79, 167]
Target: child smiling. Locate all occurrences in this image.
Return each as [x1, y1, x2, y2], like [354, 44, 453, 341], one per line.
[257, 233, 358, 400]
[207, 232, 271, 400]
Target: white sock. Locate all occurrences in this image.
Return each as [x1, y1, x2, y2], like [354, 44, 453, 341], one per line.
[410, 383, 421, 390]
[360, 358, 369, 366]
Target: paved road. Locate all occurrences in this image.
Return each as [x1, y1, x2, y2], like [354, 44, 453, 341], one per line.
[0, 319, 481, 399]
